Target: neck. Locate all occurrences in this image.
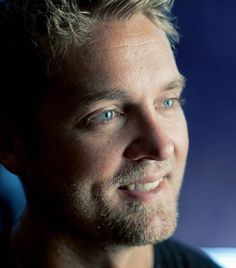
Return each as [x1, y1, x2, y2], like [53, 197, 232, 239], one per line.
[11, 210, 153, 268]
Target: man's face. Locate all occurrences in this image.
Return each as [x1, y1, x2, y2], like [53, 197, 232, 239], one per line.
[30, 14, 189, 246]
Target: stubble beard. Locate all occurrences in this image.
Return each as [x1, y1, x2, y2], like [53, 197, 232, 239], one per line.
[94, 190, 179, 247]
[89, 162, 182, 247]
[30, 161, 183, 248]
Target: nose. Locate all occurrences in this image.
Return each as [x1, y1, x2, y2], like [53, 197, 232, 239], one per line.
[123, 115, 174, 162]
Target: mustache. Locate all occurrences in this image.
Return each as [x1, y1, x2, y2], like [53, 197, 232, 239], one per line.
[110, 160, 172, 187]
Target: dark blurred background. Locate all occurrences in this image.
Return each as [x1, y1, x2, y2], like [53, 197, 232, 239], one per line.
[173, 0, 236, 247]
[0, 0, 236, 247]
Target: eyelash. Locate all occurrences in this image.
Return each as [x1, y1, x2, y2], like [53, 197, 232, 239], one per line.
[85, 108, 123, 126]
[162, 97, 185, 109]
[83, 97, 185, 128]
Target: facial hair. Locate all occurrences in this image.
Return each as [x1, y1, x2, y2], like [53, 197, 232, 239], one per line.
[88, 160, 182, 246]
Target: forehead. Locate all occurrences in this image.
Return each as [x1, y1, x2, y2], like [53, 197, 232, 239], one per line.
[90, 14, 170, 51]
[48, 14, 179, 111]
[71, 15, 174, 68]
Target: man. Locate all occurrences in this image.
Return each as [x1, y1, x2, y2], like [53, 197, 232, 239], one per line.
[0, 0, 221, 267]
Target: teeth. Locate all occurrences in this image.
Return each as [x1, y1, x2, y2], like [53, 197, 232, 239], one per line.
[126, 178, 163, 192]
[127, 184, 135, 191]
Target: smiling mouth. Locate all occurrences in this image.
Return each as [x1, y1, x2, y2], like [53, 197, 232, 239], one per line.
[119, 177, 164, 192]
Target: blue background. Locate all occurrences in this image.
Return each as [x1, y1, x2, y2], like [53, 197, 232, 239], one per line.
[173, 0, 236, 247]
[0, 0, 236, 247]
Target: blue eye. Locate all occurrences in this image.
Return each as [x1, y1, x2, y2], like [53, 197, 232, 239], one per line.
[99, 110, 114, 121]
[88, 110, 116, 124]
[164, 98, 174, 108]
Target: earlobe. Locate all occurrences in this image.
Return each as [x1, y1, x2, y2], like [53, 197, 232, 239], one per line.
[0, 153, 23, 175]
[0, 121, 28, 176]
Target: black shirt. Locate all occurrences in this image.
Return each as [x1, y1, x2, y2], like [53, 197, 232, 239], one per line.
[153, 239, 222, 268]
[0, 233, 222, 268]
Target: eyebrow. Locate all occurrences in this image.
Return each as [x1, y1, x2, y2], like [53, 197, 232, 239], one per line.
[78, 88, 131, 107]
[77, 75, 186, 107]
[166, 75, 186, 91]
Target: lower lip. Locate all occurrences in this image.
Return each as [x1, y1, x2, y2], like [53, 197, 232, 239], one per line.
[118, 177, 167, 202]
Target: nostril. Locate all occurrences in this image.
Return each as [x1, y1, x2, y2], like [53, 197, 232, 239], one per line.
[123, 135, 174, 162]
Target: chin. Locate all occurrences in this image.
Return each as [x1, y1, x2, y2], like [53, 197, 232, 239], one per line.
[95, 199, 178, 247]
[123, 211, 177, 246]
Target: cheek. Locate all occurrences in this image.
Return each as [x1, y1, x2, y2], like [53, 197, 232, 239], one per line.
[178, 127, 189, 168]
[169, 114, 189, 163]
[61, 133, 126, 182]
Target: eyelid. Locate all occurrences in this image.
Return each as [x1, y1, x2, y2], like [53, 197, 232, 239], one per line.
[164, 97, 184, 107]
[79, 104, 118, 120]
[156, 91, 178, 104]
[88, 109, 116, 123]
[83, 106, 123, 126]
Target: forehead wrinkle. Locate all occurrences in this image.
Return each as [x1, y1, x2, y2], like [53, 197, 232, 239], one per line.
[90, 15, 169, 53]
[98, 40, 165, 51]
[91, 26, 169, 51]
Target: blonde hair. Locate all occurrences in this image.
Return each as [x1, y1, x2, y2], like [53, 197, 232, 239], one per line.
[29, 0, 179, 56]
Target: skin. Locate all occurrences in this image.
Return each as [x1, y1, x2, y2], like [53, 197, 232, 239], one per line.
[7, 14, 189, 268]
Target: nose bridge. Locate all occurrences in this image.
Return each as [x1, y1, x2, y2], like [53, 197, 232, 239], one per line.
[141, 109, 172, 148]
[124, 107, 174, 161]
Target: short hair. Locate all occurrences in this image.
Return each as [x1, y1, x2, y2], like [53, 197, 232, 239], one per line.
[40, 0, 179, 54]
[0, 0, 178, 144]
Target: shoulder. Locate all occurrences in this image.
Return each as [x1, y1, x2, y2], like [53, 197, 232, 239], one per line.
[153, 239, 222, 268]
[0, 233, 17, 268]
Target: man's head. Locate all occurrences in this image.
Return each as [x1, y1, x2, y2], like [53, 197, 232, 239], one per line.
[0, 0, 188, 247]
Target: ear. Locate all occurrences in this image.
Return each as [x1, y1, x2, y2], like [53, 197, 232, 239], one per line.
[0, 119, 28, 176]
